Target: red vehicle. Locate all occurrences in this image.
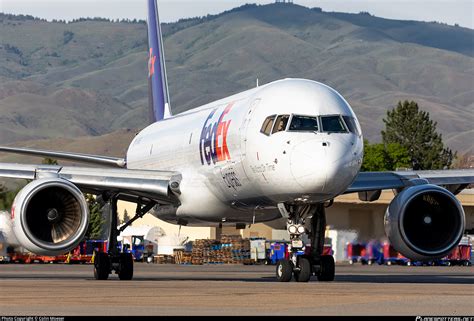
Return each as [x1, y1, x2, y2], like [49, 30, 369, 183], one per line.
[346, 242, 367, 265]
[443, 237, 472, 266]
[383, 242, 410, 265]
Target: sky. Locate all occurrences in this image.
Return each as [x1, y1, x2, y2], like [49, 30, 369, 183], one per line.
[1, 0, 473, 29]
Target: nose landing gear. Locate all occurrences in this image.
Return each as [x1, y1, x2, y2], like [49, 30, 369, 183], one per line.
[276, 203, 335, 282]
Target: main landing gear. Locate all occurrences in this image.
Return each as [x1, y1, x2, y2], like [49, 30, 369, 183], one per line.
[276, 203, 335, 282]
[93, 194, 156, 281]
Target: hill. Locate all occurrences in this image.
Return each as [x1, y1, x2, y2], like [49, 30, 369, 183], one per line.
[0, 4, 472, 154]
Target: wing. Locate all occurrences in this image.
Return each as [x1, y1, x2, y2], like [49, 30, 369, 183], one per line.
[347, 169, 474, 201]
[0, 163, 181, 205]
[0, 146, 126, 168]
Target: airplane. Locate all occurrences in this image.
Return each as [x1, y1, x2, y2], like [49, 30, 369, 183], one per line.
[0, 0, 473, 282]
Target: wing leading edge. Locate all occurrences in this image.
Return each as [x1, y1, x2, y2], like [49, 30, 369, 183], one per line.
[0, 163, 181, 205]
[0, 146, 126, 168]
[347, 169, 474, 195]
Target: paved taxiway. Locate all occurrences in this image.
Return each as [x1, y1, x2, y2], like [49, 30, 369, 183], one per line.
[0, 263, 472, 315]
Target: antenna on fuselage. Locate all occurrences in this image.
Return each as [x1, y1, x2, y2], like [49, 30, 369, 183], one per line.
[256, 78, 259, 87]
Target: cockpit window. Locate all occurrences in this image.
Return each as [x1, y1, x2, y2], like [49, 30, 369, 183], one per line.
[321, 115, 347, 133]
[289, 115, 319, 132]
[260, 115, 276, 136]
[342, 115, 360, 135]
[272, 115, 290, 134]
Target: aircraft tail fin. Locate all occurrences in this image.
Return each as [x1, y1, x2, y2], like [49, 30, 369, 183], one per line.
[147, 0, 172, 122]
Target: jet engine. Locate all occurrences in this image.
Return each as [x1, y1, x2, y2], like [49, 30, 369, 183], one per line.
[11, 178, 89, 255]
[384, 184, 465, 261]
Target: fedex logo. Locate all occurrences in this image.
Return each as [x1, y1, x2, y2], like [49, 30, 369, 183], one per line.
[148, 48, 157, 77]
[200, 103, 233, 165]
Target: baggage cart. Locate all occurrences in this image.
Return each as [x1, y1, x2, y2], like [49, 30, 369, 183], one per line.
[269, 242, 287, 265]
[444, 243, 472, 266]
[346, 242, 367, 264]
[362, 240, 384, 265]
[383, 242, 410, 265]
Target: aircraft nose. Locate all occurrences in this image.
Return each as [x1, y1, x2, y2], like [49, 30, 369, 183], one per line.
[290, 138, 327, 192]
[290, 137, 358, 195]
[323, 136, 361, 194]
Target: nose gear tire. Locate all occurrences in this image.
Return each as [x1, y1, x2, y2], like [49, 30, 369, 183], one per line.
[276, 259, 293, 282]
[294, 257, 311, 282]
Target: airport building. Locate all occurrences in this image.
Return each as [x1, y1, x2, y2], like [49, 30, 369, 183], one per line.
[118, 189, 474, 259]
[3, 189, 471, 261]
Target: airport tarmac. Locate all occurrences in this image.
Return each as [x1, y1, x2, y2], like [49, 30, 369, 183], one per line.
[0, 263, 472, 316]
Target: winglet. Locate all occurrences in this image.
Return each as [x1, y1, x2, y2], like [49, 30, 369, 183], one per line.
[147, 0, 172, 122]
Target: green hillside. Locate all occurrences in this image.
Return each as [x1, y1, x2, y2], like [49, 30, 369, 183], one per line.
[0, 4, 472, 153]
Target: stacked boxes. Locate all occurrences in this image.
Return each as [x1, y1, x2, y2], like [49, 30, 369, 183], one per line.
[154, 254, 175, 264]
[174, 235, 252, 265]
[173, 249, 193, 265]
[221, 235, 251, 264]
[193, 239, 218, 264]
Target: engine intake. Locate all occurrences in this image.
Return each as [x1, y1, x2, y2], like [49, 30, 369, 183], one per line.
[12, 178, 89, 255]
[384, 184, 465, 261]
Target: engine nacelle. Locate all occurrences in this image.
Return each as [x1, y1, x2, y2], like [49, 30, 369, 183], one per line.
[12, 178, 89, 256]
[384, 184, 465, 261]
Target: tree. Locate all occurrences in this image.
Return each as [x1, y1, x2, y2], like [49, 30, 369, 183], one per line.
[381, 100, 455, 170]
[361, 140, 411, 171]
[85, 194, 104, 240]
[42, 158, 58, 165]
[0, 185, 18, 211]
[121, 209, 131, 225]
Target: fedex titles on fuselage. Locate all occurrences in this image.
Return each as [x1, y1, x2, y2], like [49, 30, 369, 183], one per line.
[199, 103, 233, 166]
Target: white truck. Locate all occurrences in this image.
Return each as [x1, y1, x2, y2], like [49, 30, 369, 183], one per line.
[250, 238, 267, 263]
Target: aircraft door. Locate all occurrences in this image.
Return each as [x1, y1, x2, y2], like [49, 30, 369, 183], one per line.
[240, 98, 261, 161]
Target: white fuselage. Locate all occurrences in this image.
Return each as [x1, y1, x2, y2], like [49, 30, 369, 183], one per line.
[126, 79, 364, 225]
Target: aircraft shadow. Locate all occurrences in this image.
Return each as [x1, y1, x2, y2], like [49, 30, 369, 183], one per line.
[1, 267, 472, 284]
[112, 273, 474, 284]
[333, 273, 474, 284]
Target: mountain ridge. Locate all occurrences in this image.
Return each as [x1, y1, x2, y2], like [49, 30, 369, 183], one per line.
[0, 3, 472, 154]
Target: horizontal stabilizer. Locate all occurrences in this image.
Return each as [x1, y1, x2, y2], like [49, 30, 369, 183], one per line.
[0, 146, 126, 168]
